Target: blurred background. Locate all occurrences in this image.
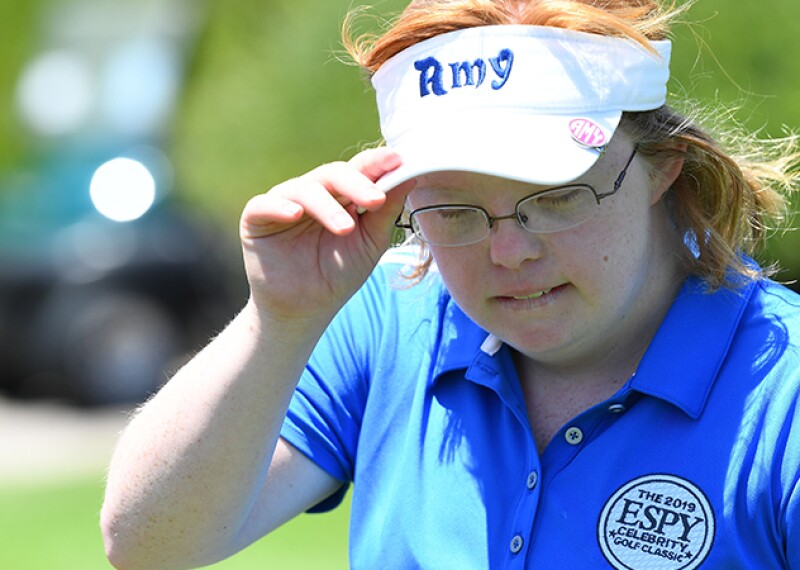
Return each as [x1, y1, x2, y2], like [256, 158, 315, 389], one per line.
[0, 0, 797, 568]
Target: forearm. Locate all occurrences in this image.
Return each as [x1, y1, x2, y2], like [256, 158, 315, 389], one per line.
[100, 147, 412, 569]
[101, 300, 329, 569]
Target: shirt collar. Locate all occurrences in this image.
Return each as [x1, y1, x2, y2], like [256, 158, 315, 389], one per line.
[629, 276, 756, 418]
[431, 304, 527, 422]
[431, 295, 490, 381]
[430, 276, 756, 420]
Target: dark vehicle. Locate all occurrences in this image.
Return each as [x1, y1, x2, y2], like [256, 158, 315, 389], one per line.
[0, 0, 243, 405]
[0, 151, 243, 407]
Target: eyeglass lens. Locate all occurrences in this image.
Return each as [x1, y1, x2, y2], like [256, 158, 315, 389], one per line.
[410, 185, 600, 246]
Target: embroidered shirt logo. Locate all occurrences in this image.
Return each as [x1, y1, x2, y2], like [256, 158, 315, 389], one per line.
[414, 49, 514, 97]
[597, 474, 715, 570]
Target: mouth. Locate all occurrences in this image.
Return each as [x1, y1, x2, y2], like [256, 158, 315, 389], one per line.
[511, 287, 553, 300]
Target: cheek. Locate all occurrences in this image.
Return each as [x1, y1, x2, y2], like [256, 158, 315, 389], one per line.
[555, 206, 651, 291]
[429, 246, 490, 310]
[431, 248, 476, 288]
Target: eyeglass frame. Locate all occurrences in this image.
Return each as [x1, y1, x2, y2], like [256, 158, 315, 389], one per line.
[394, 145, 639, 246]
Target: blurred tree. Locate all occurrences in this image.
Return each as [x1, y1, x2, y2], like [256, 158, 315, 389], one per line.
[171, 0, 408, 224]
[0, 0, 40, 171]
[670, 1, 800, 134]
[667, 1, 800, 285]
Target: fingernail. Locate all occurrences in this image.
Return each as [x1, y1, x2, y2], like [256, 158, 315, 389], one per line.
[333, 211, 354, 229]
[384, 152, 402, 168]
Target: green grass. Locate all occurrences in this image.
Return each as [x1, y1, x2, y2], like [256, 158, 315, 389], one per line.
[0, 475, 350, 569]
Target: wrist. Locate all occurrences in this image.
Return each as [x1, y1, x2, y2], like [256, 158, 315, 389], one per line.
[240, 297, 334, 347]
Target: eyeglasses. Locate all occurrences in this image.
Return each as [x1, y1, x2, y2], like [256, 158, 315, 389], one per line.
[394, 146, 638, 247]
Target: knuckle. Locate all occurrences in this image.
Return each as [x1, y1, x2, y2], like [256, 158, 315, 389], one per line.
[243, 192, 268, 210]
[311, 161, 348, 177]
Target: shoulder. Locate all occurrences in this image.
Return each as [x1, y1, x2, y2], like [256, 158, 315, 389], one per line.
[751, 278, 800, 317]
[731, 278, 800, 362]
[325, 245, 453, 352]
[742, 279, 800, 356]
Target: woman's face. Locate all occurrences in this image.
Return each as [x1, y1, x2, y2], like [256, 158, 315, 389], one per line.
[410, 138, 684, 370]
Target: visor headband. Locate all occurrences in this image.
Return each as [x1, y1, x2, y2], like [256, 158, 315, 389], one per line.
[373, 25, 672, 146]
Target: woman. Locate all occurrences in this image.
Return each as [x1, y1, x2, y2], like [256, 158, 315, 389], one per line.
[102, 1, 800, 568]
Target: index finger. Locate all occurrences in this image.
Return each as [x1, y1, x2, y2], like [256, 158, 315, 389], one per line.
[348, 147, 404, 185]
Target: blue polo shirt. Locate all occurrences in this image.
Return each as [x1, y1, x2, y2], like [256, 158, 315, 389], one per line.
[280, 247, 800, 569]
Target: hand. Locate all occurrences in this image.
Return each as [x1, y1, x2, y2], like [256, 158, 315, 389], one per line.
[240, 147, 414, 324]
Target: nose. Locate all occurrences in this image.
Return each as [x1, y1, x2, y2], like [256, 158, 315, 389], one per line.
[487, 214, 545, 269]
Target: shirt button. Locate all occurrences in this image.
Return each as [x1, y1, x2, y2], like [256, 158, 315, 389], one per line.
[608, 403, 627, 414]
[565, 426, 584, 445]
[510, 534, 524, 554]
[526, 470, 539, 490]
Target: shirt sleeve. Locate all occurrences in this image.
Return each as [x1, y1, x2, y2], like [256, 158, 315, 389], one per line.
[279, 263, 400, 511]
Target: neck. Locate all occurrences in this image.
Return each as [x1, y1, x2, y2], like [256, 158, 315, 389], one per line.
[527, 285, 680, 387]
[517, 350, 632, 454]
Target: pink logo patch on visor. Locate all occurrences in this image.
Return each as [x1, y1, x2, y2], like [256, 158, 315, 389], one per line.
[569, 118, 608, 148]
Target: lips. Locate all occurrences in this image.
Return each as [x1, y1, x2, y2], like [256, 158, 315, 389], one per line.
[495, 283, 568, 304]
[511, 287, 553, 300]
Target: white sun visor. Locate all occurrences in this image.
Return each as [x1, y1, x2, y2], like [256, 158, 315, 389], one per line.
[371, 25, 671, 191]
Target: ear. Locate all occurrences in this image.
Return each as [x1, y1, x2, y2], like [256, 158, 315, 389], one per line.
[651, 143, 687, 205]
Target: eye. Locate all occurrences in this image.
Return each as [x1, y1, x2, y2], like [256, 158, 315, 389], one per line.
[532, 186, 585, 208]
[516, 185, 598, 233]
[436, 208, 475, 219]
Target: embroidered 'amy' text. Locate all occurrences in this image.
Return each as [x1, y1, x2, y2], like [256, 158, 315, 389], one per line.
[414, 49, 514, 97]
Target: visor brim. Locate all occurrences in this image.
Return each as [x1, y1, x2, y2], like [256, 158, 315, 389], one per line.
[376, 111, 620, 193]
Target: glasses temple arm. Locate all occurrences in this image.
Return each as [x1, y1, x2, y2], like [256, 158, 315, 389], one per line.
[596, 144, 638, 201]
